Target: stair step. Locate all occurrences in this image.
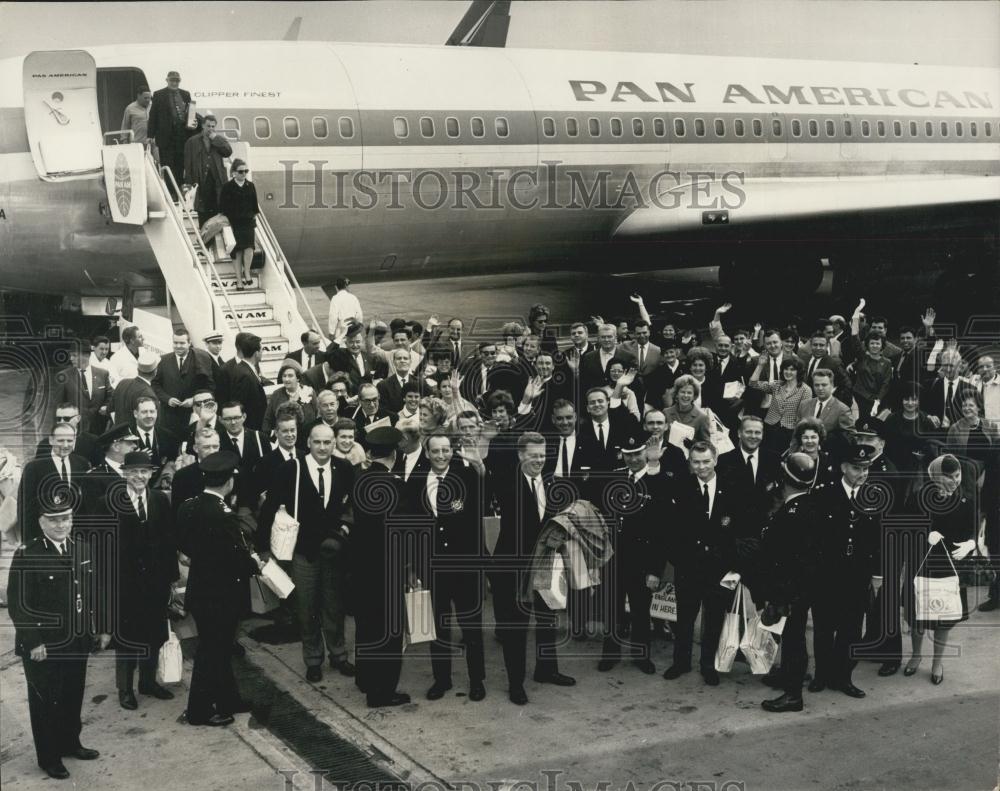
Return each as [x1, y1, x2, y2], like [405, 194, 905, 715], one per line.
[222, 305, 274, 322]
[260, 359, 285, 381]
[213, 288, 267, 308]
[227, 318, 283, 337]
[260, 337, 290, 358]
[209, 272, 261, 291]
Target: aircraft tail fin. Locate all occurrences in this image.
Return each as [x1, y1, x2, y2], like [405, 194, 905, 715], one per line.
[445, 1, 511, 47]
[283, 17, 302, 41]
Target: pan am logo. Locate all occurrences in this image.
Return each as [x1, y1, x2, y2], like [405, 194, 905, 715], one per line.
[114, 152, 132, 216]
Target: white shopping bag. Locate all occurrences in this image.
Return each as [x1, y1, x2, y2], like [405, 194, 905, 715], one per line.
[739, 587, 779, 674]
[914, 547, 963, 622]
[222, 225, 237, 255]
[705, 408, 735, 455]
[260, 559, 295, 599]
[714, 584, 744, 673]
[404, 585, 437, 644]
[538, 553, 568, 610]
[649, 584, 678, 622]
[270, 461, 301, 561]
[156, 622, 183, 684]
[667, 421, 696, 457]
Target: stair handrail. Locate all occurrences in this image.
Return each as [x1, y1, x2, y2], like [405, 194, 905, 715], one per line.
[153, 157, 244, 334]
[255, 211, 326, 343]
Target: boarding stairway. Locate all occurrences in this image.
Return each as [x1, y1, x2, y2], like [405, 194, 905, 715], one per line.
[100, 137, 324, 380]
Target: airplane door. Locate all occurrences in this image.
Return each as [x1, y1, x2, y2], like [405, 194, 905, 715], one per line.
[23, 50, 103, 181]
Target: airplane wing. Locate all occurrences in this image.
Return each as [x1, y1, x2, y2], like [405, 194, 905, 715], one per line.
[614, 175, 1000, 239]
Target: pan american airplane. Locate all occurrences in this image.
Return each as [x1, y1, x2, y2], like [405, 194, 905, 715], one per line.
[1, 1, 998, 363]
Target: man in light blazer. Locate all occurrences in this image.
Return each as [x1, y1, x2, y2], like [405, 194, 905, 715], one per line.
[794, 369, 855, 452]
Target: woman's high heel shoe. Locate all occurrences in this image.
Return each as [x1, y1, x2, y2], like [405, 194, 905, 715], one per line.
[903, 659, 921, 677]
[931, 666, 944, 685]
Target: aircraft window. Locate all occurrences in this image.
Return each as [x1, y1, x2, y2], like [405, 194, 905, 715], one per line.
[925, 121, 933, 137]
[393, 117, 409, 138]
[843, 120, 853, 136]
[495, 117, 509, 137]
[909, 121, 918, 137]
[223, 116, 241, 137]
[860, 120, 871, 137]
[955, 121, 964, 137]
[674, 118, 686, 137]
[734, 119, 745, 137]
[610, 118, 623, 137]
[808, 119, 819, 137]
[825, 119, 835, 136]
[283, 117, 300, 139]
[985, 122, 992, 137]
[892, 120, 902, 137]
[254, 116, 271, 139]
[312, 117, 328, 139]
[632, 118, 644, 136]
[772, 119, 782, 136]
[694, 118, 706, 136]
[752, 119, 763, 137]
[338, 117, 354, 138]
[446, 117, 460, 138]
[876, 120, 886, 137]
[471, 116, 485, 137]
[940, 121, 948, 137]
[790, 119, 802, 137]
[653, 118, 666, 136]
[542, 117, 556, 137]
[714, 119, 725, 136]
[970, 122, 977, 137]
[589, 118, 601, 136]
[566, 117, 578, 137]
[420, 117, 435, 137]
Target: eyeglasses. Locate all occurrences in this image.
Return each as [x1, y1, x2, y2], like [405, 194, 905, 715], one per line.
[360, 397, 379, 403]
[54, 415, 77, 422]
[193, 400, 216, 408]
[236, 169, 250, 174]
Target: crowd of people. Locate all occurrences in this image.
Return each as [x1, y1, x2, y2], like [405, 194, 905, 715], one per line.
[3, 288, 998, 780]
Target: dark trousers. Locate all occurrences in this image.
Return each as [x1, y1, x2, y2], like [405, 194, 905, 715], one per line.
[812, 584, 867, 686]
[355, 590, 404, 703]
[430, 569, 485, 684]
[158, 132, 186, 197]
[985, 474, 1000, 601]
[859, 528, 923, 663]
[602, 556, 652, 660]
[186, 607, 240, 722]
[22, 650, 88, 767]
[780, 597, 812, 697]
[490, 571, 559, 688]
[673, 572, 730, 672]
[115, 643, 161, 691]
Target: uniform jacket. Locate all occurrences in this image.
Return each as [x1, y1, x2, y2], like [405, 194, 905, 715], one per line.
[602, 468, 673, 577]
[810, 481, 881, 584]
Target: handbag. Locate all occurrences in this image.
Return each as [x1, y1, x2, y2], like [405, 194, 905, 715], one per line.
[649, 584, 678, 622]
[199, 212, 228, 242]
[250, 575, 280, 614]
[269, 460, 300, 561]
[705, 408, 736, 455]
[156, 621, 183, 685]
[714, 583, 744, 673]
[914, 545, 963, 622]
[222, 225, 237, 255]
[260, 558, 295, 599]
[404, 583, 436, 644]
[739, 586, 779, 674]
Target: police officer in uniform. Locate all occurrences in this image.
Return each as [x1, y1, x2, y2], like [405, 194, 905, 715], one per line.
[352, 427, 412, 708]
[757, 452, 820, 713]
[8, 494, 111, 780]
[808, 444, 883, 699]
[597, 442, 672, 676]
[179, 452, 261, 726]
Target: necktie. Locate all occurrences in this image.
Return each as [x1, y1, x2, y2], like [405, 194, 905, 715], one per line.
[702, 483, 711, 516]
[815, 401, 824, 419]
[317, 467, 326, 505]
[436, 475, 448, 516]
[945, 380, 953, 419]
[452, 342, 460, 367]
[638, 345, 645, 370]
[598, 422, 606, 448]
[531, 477, 544, 521]
[746, 453, 755, 485]
[55, 541, 64, 556]
[145, 432, 154, 451]
[808, 358, 818, 379]
[356, 354, 365, 377]
[80, 369, 90, 398]
[137, 493, 147, 522]
[850, 487, 857, 507]
[770, 358, 777, 382]
[177, 355, 186, 371]
[60, 456, 69, 482]
[560, 437, 570, 477]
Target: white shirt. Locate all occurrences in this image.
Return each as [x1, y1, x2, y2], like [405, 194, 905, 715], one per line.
[275, 446, 296, 462]
[599, 348, 616, 372]
[229, 430, 244, 457]
[109, 346, 140, 382]
[627, 467, 647, 484]
[104, 457, 124, 477]
[842, 478, 859, 503]
[328, 289, 364, 343]
[591, 419, 609, 448]
[523, 472, 546, 521]
[90, 352, 118, 387]
[355, 353, 366, 377]
[51, 539, 68, 555]
[127, 487, 147, 517]
[740, 447, 757, 482]
[305, 455, 332, 508]
[403, 447, 423, 482]
[51, 452, 71, 483]
[698, 474, 718, 516]
[425, 469, 448, 517]
[977, 374, 1000, 425]
[554, 434, 577, 477]
[138, 428, 155, 451]
[718, 355, 730, 376]
[77, 367, 94, 398]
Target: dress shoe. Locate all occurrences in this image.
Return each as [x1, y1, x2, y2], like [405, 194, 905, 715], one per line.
[426, 681, 453, 700]
[701, 668, 720, 686]
[662, 664, 691, 680]
[903, 658, 922, 677]
[597, 658, 619, 672]
[305, 665, 323, 683]
[807, 678, 826, 693]
[367, 692, 411, 708]
[63, 746, 100, 760]
[118, 689, 138, 710]
[469, 682, 486, 701]
[877, 662, 900, 677]
[185, 713, 234, 727]
[232, 641, 246, 658]
[42, 761, 70, 779]
[978, 597, 999, 612]
[532, 671, 576, 686]
[331, 658, 356, 677]
[634, 659, 656, 675]
[761, 693, 804, 713]
[931, 666, 944, 685]
[139, 682, 175, 700]
[834, 682, 866, 699]
[508, 686, 528, 705]
[761, 671, 785, 689]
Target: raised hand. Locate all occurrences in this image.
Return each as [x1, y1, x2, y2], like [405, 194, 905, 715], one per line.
[922, 308, 936, 327]
[629, 293, 645, 305]
[618, 367, 638, 387]
[716, 302, 733, 315]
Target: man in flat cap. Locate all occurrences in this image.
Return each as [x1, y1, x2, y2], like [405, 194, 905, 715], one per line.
[147, 70, 193, 195]
[8, 494, 110, 779]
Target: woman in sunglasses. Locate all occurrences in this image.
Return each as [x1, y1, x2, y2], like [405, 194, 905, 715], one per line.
[219, 158, 259, 290]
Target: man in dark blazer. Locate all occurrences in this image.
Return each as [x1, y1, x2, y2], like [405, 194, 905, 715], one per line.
[577, 324, 636, 393]
[34, 404, 100, 466]
[664, 441, 745, 686]
[458, 341, 503, 406]
[491, 432, 576, 705]
[543, 400, 590, 480]
[799, 333, 852, 401]
[349, 383, 399, 445]
[152, 328, 215, 438]
[514, 351, 574, 434]
[405, 434, 487, 702]
[18, 422, 91, 544]
[252, 409, 301, 505]
[716, 415, 783, 538]
[52, 348, 112, 434]
[377, 348, 420, 414]
[226, 333, 268, 431]
[217, 400, 268, 510]
[111, 353, 158, 425]
[921, 350, 976, 429]
[202, 332, 228, 384]
[170, 426, 221, 530]
[183, 390, 226, 453]
[711, 335, 749, 430]
[642, 340, 686, 411]
[328, 323, 385, 390]
[129, 395, 180, 470]
[285, 330, 324, 373]
[146, 70, 192, 192]
[576, 387, 642, 473]
[258, 422, 356, 682]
